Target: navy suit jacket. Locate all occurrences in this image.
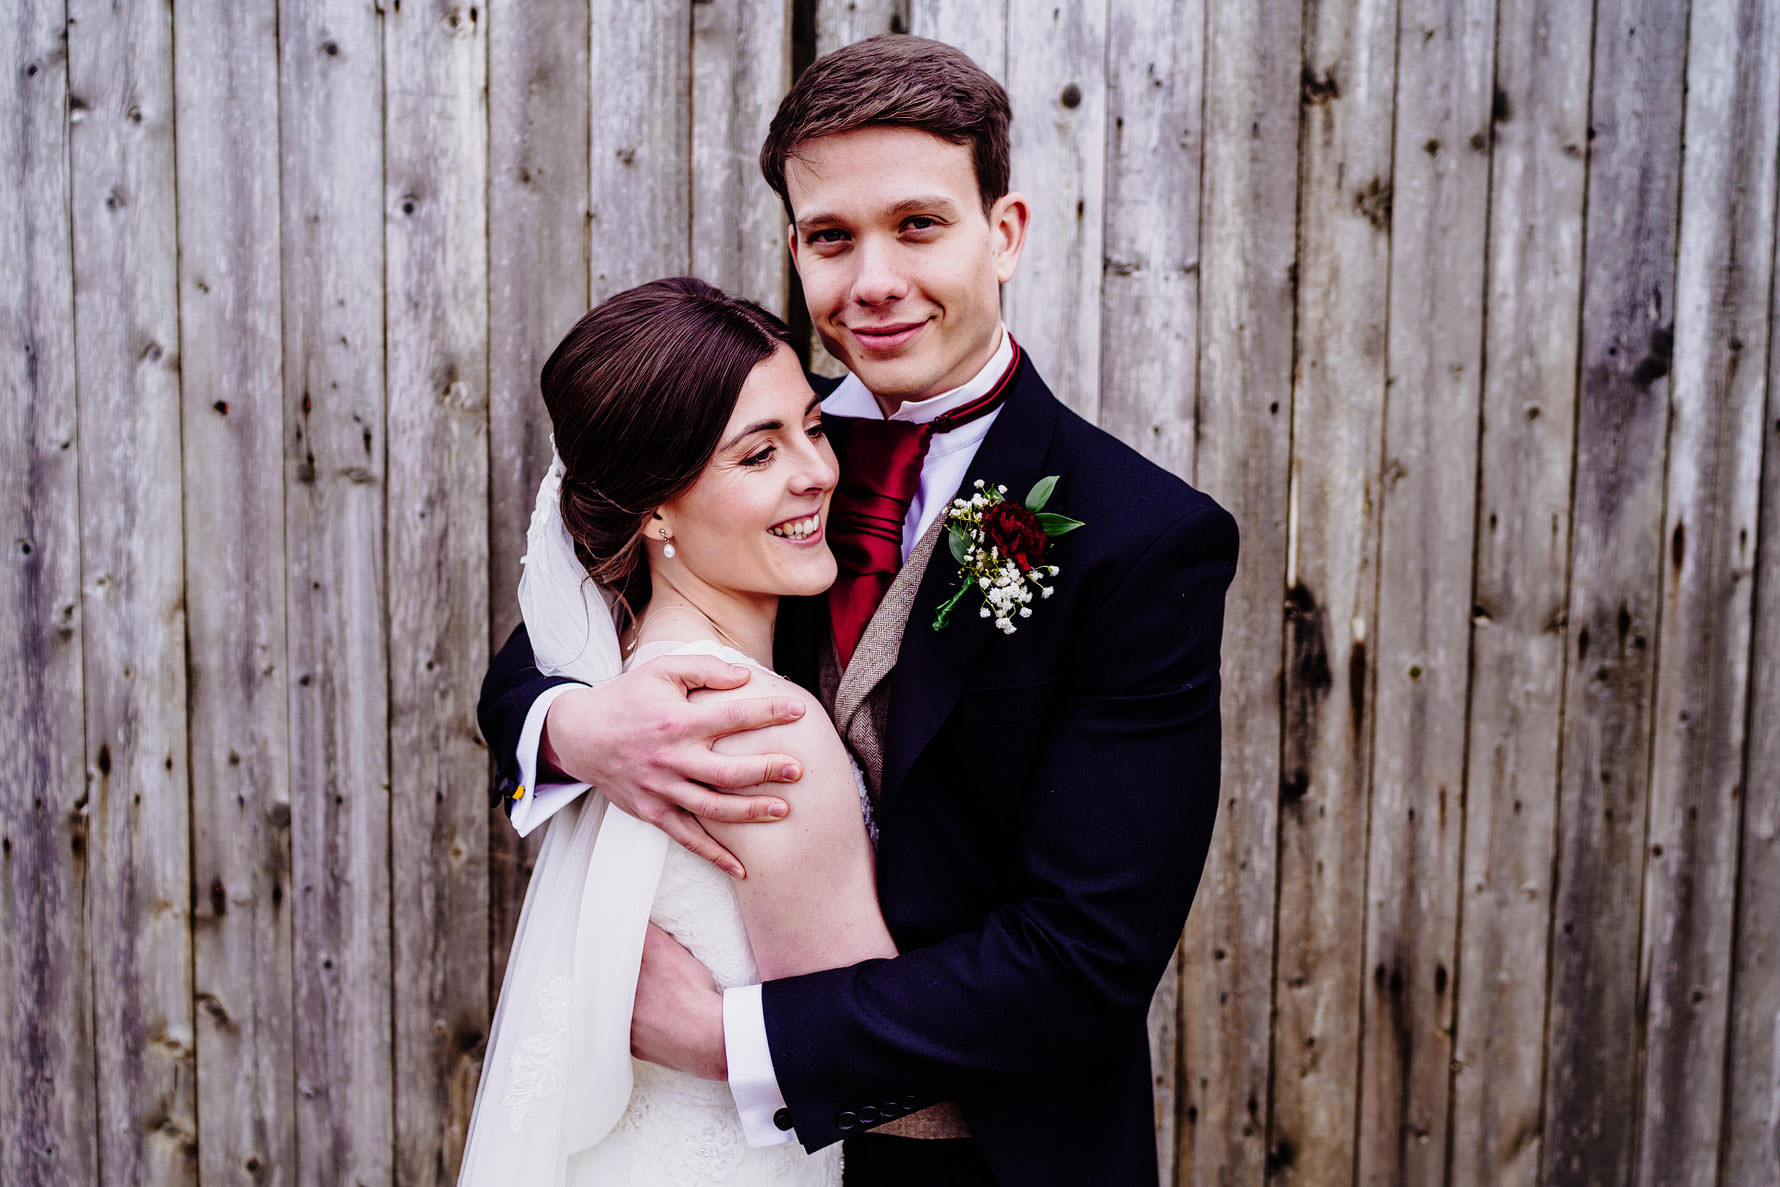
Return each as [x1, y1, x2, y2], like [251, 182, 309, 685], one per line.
[478, 355, 1238, 1184]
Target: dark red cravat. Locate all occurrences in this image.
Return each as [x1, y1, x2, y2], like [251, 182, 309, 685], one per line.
[826, 341, 1022, 668]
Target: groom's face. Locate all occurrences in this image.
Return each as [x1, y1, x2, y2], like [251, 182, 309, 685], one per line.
[786, 125, 1027, 410]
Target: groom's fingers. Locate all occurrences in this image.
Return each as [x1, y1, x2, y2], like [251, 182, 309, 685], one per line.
[697, 694, 807, 744]
[653, 806, 745, 879]
[669, 775, 792, 823]
[660, 654, 757, 693]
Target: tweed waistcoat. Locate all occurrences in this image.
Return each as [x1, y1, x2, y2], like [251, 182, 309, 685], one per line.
[820, 514, 946, 801]
[817, 514, 971, 1141]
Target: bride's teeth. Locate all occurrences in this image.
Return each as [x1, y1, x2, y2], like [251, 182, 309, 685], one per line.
[770, 515, 818, 539]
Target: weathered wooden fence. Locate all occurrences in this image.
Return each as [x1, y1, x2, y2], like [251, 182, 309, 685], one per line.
[4, 0, 1777, 1184]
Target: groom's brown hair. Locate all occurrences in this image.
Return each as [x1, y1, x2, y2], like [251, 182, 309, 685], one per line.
[759, 34, 1011, 217]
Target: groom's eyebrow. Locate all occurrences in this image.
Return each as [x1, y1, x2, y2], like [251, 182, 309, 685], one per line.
[793, 195, 960, 236]
[719, 395, 825, 452]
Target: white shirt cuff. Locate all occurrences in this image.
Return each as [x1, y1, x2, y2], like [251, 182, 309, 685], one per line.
[724, 984, 794, 1146]
[508, 682, 592, 838]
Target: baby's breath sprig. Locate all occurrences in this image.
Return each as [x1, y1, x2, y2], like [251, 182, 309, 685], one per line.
[932, 475, 1083, 634]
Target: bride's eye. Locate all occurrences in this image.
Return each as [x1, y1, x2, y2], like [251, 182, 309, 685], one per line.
[740, 445, 774, 467]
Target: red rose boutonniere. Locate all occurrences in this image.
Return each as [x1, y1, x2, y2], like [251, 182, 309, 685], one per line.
[933, 475, 1085, 634]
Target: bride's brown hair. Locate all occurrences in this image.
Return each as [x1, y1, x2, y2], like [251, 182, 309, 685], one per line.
[540, 277, 794, 606]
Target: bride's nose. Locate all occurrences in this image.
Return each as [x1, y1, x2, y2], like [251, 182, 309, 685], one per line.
[789, 435, 839, 495]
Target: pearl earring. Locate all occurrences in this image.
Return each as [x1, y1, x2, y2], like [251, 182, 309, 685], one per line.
[659, 528, 675, 559]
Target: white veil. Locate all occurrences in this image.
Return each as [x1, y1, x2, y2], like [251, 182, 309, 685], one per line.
[458, 444, 671, 1184]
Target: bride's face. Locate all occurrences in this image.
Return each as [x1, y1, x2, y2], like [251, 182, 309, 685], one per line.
[653, 346, 839, 600]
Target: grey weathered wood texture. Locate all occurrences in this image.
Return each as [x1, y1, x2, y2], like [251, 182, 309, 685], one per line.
[1727, 160, 1780, 1187]
[1543, 1, 1690, 1184]
[66, 1, 198, 1183]
[1184, 0, 1298, 1181]
[1273, 0, 1395, 1181]
[1360, 0, 1493, 1181]
[174, 2, 297, 1182]
[1637, 0, 1779, 1182]
[6, 3, 1779, 1184]
[1003, 2, 1106, 419]
[279, 0, 395, 1180]
[1, 6, 96, 1186]
[383, 2, 491, 1182]
[1446, 0, 1590, 1181]
[487, 0, 590, 1005]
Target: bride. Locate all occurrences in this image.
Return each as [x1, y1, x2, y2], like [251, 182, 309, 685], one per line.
[457, 277, 892, 1185]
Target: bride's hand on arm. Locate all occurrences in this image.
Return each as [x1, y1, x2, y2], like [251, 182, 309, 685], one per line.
[540, 654, 808, 877]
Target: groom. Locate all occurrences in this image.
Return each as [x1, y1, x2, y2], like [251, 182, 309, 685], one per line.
[479, 35, 1237, 1185]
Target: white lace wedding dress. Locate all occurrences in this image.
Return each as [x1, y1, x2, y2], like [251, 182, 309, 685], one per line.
[460, 639, 849, 1187]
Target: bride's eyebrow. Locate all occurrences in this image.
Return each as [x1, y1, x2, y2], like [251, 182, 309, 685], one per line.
[718, 395, 824, 452]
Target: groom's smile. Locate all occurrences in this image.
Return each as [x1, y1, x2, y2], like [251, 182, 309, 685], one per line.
[785, 125, 1028, 414]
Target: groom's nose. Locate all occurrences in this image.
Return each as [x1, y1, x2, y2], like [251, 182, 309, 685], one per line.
[849, 236, 909, 307]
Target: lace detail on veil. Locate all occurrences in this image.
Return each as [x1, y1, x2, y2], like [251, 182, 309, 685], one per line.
[502, 976, 571, 1132]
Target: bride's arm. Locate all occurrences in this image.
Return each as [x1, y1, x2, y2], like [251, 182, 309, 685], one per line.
[691, 676, 896, 981]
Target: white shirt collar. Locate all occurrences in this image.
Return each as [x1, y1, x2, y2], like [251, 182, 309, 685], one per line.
[821, 325, 1013, 425]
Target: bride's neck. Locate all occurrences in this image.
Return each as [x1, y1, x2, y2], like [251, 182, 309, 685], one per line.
[631, 574, 776, 667]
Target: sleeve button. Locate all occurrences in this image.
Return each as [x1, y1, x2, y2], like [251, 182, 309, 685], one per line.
[837, 1111, 858, 1132]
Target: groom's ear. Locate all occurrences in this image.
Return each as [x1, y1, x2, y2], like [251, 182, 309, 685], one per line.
[786, 222, 803, 275]
[989, 192, 1030, 285]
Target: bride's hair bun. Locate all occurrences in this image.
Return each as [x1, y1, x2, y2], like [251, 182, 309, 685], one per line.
[540, 277, 793, 600]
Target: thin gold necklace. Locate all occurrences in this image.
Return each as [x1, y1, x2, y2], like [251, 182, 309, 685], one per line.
[633, 600, 758, 665]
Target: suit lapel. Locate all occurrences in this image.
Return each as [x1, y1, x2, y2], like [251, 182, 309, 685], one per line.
[882, 355, 1061, 804]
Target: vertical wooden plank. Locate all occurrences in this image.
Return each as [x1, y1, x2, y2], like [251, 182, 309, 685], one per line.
[1359, 0, 1493, 1182]
[1726, 160, 1780, 1187]
[487, 0, 590, 1003]
[1100, 5, 1205, 1178]
[691, 0, 790, 310]
[1101, 0, 1204, 476]
[1446, 0, 1590, 1180]
[172, 1, 295, 1180]
[1270, 0, 1396, 1180]
[1541, 0, 1689, 1182]
[1636, 0, 1779, 1181]
[66, 2, 197, 1183]
[385, 0, 490, 1180]
[1145, 945, 1181, 1184]
[906, 0, 1004, 83]
[813, 0, 907, 56]
[0, 5, 98, 1185]
[589, 0, 689, 302]
[1189, 0, 1298, 1181]
[1002, 3, 1106, 417]
[279, 0, 394, 1180]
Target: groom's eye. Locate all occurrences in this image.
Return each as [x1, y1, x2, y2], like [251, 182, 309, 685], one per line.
[805, 419, 826, 441]
[805, 228, 848, 246]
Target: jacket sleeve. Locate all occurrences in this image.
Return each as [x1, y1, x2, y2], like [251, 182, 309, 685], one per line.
[478, 622, 576, 812]
[759, 501, 1238, 1151]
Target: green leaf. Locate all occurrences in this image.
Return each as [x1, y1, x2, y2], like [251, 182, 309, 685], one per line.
[1024, 475, 1060, 512]
[1036, 512, 1085, 537]
[948, 524, 970, 565]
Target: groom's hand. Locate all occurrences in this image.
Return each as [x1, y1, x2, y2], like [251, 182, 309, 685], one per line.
[540, 654, 805, 877]
[632, 923, 727, 1081]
